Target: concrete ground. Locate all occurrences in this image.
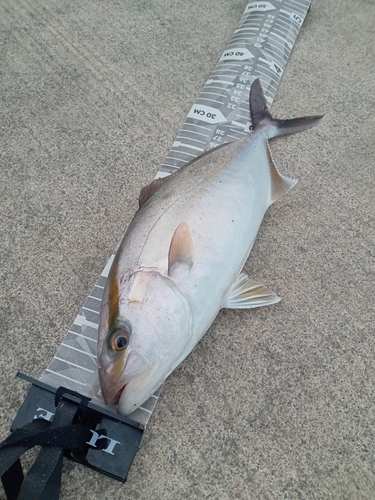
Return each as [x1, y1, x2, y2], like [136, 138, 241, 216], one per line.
[1, 0, 374, 498]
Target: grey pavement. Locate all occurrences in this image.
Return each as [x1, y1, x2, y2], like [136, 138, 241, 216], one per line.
[1, 0, 375, 499]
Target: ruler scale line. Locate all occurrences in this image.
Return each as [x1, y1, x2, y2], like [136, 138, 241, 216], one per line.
[68, 330, 98, 343]
[61, 343, 97, 358]
[54, 356, 95, 373]
[45, 369, 87, 387]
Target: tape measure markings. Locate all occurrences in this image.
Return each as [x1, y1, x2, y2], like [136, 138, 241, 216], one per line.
[45, 369, 87, 386]
[68, 331, 97, 343]
[60, 344, 96, 358]
[54, 357, 95, 373]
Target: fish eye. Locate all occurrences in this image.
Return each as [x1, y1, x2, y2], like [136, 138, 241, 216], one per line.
[109, 324, 131, 352]
[116, 336, 127, 349]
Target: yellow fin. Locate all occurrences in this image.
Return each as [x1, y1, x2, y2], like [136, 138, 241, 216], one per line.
[168, 222, 194, 275]
[266, 143, 297, 204]
[223, 273, 280, 309]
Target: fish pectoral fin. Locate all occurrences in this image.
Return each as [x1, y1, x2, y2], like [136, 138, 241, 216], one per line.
[168, 221, 194, 275]
[222, 272, 280, 309]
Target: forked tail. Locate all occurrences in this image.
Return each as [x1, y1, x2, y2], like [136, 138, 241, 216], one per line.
[249, 78, 324, 205]
[250, 78, 324, 139]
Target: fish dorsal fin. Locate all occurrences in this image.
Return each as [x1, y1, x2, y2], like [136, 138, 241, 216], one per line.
[168, 222, 194, 275]
[139, 174, 175, 208]
[222, 272, 280, 309]
[266, 143, 297, 204]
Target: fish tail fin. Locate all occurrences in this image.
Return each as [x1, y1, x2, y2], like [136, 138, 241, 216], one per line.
[250, 78, 324, 139]
[249, 78, 323, 204]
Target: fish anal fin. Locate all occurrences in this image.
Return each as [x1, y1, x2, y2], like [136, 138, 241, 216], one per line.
[223, 272, 280, 309]
[267, 143, 297, 204]
[168, 222, 194, 275]
[139, 174, 175, 208]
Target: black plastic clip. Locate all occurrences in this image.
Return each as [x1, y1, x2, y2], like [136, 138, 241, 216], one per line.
[0, 385, 91, 500]
[54, 386, 91, 409]
[0, 373, 144, 499]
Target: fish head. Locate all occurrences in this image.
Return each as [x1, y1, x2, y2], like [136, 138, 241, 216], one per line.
[98, 269, 192, 415]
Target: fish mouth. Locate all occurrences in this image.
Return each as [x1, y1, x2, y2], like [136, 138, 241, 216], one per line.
[98, 366, 126, 405]
[99, 351, 150, 407]
[110, 384, 126, 405]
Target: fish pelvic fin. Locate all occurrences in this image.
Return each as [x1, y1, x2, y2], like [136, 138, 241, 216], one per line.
[222, 272, 280, 309]
[250, 78, 324, 139]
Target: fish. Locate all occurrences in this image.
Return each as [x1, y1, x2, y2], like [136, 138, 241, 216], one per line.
[97, 79, 323, 415]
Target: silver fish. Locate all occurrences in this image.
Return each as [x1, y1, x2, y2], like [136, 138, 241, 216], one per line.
[97, 79, 323, 415]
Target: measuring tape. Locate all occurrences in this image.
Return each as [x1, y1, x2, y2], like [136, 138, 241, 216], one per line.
[40, 0, 312, 427]
[157, 0, 312, 178]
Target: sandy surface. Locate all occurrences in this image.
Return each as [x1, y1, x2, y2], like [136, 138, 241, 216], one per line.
[1, 0, 375, 498]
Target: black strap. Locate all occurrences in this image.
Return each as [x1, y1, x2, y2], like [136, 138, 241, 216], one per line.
[0, 419, 50, 477]
[0, 397, 91, 500]
[1, 457, 23, 500]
